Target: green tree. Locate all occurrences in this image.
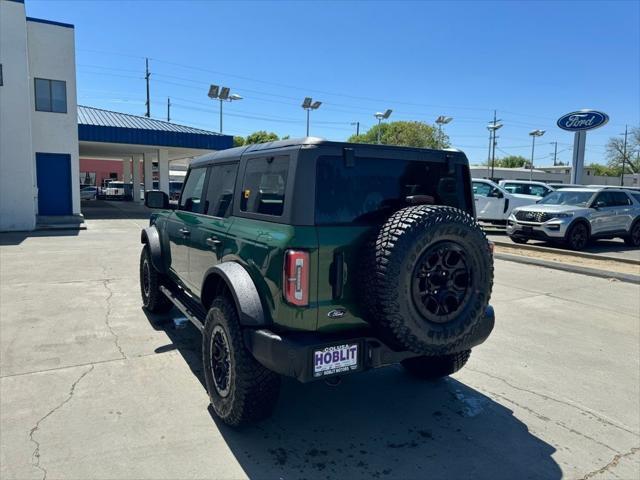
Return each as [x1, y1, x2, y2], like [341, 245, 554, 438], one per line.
[496, 155, 529, 168]
[245, 130, 280, 145]
[233, 136, 245, 147]
[606, 127, 640, 174]
[586, 163, 617, 176]
[347, 121, 447, 149]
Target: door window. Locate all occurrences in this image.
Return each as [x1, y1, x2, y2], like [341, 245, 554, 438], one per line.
[205, 163, 238, 217]
[240, 156, 289, 216]
[609, 192, 631, 206]
[529, 185, 549, 197]
[179, 167, 207, 213]
[473, 182, 492, 197]
[593, 192, 615, 207]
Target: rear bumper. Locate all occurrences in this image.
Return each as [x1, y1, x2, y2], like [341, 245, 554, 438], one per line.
[245, 306, 495, 383]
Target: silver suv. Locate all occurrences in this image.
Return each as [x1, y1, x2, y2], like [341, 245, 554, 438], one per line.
[506, 188, 640, 250]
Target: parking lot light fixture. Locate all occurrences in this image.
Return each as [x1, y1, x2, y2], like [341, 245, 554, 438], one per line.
[208, 84, 242, 133]
[435, 115, 453, 148]
[374, 109, 392, 144]
[302, 97, 322, 136]
[528, 129, 546, 180]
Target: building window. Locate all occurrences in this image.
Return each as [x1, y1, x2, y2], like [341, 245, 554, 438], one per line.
[34, 78, 67, 113]
[0, 64, 3, 86]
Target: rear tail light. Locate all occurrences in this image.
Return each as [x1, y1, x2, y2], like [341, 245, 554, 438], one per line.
[284, 250, 309, 306]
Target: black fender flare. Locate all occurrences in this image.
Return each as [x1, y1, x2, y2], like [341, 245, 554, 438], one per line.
[202, 262, 266, 327]
[141, 226, 167, 274]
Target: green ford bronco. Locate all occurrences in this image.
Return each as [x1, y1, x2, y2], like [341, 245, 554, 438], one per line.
[140, 138, 495, 426]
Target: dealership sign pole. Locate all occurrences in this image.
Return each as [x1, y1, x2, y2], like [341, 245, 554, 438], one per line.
[557, 110, 609, 184]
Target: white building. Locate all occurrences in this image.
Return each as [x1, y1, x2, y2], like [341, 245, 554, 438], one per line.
[1, 0, 80, 231]
[0, 0, 232, 232]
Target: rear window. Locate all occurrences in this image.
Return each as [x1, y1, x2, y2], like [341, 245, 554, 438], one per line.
[315, 156, 469, 225]
[240, 156, 289, 216]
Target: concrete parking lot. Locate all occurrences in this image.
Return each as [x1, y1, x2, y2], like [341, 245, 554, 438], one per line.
[1, 210, 639, 480]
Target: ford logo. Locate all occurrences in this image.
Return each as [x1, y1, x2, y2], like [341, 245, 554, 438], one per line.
[327, 308, 346, 319]
[557, 110, 608, 132]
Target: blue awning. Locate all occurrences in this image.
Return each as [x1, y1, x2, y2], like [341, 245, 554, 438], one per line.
[78, 105, 233, 150]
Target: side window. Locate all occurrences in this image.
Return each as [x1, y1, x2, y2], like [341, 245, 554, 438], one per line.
[34, 78, 67, 113]
[610, 192, 631, 206]
[529, 185, 547, 197]
[179, 167, 207, 213]
[205, 163, 238, 217]
[240, 156, 289, 216]
[473, 182, 491, 197]
[593, 192, 613, 207]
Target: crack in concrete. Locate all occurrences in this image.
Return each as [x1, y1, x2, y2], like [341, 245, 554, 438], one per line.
[102, 279, 125, 359]
[467, 367, 639, 437]
[479, 387, 620, 453]
[581, 446, 640, 479]
[28, 365, 94, 480]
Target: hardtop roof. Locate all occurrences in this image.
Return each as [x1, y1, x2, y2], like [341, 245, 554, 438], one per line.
[189, 137, 465, 168]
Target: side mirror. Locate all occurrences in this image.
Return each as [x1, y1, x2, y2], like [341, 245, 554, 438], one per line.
[594, 200, 606, 209]
[145, 190, 169, 209]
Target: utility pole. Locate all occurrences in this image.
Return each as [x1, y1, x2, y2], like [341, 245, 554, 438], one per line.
[145, 58, 151, 117]
[351, 122, 360, 136]
[167, 97, 171, 122]
[620, 125, 628, 186]
[486, 110, 502, 181]
[552, 141, 558, 166]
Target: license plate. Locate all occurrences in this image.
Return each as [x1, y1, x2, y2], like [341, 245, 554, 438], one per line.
[313, 343, 359, 377]
[523, 226, 533, 232]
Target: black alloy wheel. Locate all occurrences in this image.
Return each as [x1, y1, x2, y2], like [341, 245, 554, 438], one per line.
[412, 241, 472, 324]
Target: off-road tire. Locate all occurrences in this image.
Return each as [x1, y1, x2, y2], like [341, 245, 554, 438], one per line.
[361, 205, 493, 355]
[624, 220, 640, 247]
[140, 246, 173, 314]
[511, 236, 528, 244]
[401, 350, 471, 380]
[565, 221, 590, 251]
[203, 296, 280, 427]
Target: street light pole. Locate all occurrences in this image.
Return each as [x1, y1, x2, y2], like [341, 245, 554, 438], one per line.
[435, 116, 453, 149]
[374, 109, 392, 144]
[528, 129, 546, 181]
[208, 85, 242, 134]
[302, 97, 322, 137]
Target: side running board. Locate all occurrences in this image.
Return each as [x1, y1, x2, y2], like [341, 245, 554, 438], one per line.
[159, 285, 205, 333]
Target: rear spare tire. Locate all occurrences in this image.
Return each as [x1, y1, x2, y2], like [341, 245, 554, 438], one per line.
[362, 205, 493, 355]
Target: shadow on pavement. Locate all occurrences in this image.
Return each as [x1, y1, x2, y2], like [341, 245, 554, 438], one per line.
[0, 228, 80, 246]
[82, 200, 153, 220]
[144, 309, 562, 480]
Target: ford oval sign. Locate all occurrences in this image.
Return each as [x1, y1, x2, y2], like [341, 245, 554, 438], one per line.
[557, 110, 609, 131]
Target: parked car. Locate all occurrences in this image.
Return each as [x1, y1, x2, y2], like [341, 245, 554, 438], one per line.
[547, 183, 582, 190]
[472, 178, 541, 224]
[140, 139, 495, 426]
[80, 185, 97, 200]
[498, 180, 554, 197]
[507, 188, 640, 249]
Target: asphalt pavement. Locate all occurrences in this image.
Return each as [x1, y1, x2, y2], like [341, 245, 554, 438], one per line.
[1, 211, 639, 480]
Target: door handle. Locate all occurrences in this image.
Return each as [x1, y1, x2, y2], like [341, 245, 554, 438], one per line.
[179, 228, 190, 236]
[206, 236, 222, 248]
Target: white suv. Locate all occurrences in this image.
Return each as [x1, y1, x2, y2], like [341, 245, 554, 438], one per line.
[498, 180, 554, 197]
[507, 188, 640, 250]
[472, 178, 541, 224]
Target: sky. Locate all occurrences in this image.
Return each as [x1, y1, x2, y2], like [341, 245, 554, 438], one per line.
[25, 0, 640, 166]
